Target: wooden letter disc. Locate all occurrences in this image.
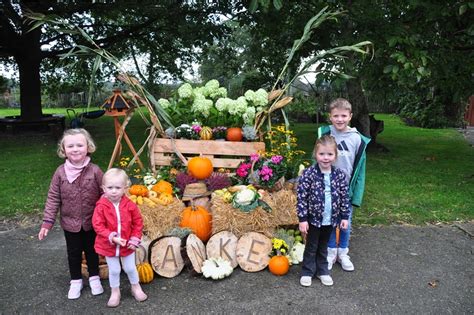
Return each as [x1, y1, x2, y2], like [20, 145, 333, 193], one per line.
[186, 233, 207, 273]
[149, 236, 184, 278]
[236, 232, 272, 272]
[206, 231, 238, 268]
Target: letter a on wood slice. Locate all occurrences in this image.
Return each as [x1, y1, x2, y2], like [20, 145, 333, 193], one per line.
[149, 236, 184, 278]
[236, 232, 272, 272]
[186, 234, 207, 273]
[206, 231, 238, 268]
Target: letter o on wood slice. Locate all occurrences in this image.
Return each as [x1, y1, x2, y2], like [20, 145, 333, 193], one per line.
[149, 236, 184, 278]
[186, 233, 207, 273]
[236, 232, 272, 272]
[206, 231, 238, 268]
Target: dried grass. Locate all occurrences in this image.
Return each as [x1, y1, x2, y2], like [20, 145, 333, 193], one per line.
[140, 198, 185, 240]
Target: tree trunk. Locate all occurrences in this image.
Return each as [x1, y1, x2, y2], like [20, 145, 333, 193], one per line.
[347, 77, 370, 137]
[16, 20, 43, 122]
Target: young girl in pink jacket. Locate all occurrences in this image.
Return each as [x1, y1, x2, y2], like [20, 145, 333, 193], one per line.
[92, 168, 147, 307]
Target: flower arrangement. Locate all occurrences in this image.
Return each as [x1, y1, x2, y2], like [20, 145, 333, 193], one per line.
[212, 126, 227, 139]
[235, 153, 287, 190]
[270, 238, 289, 256]
[174, 124, 200, 140]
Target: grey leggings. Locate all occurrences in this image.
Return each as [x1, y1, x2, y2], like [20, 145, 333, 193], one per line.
[105, 253, 139, 288]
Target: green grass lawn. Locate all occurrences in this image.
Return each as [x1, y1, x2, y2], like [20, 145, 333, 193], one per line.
[1, 110, 473, 225]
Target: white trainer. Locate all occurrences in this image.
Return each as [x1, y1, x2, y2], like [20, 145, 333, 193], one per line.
[317, 275, 334, 286]
[327, 247, 337, 271]
[337, 248, 355, 271]
[68, 279, 83, 300]
[300, 276, 312, 287]
[89, 276, 104, 296]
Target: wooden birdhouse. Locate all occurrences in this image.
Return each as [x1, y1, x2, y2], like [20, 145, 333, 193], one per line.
[101, 89, 133, 117]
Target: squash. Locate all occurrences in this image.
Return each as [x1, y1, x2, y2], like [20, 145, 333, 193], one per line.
[157, 192, 174, 205]
[137, 262, 154, 284]
[148, 190, 158, 198]
[199, 126, 213, 140]
[129, 184, 148, 197]
[179, 205, 212, 242]
[268, 255, 290, 276]
[151, 180, 173, 195]
[201, 257, 233, 280]
[187, 157, 213, 180]
[226, 127, 243, 142]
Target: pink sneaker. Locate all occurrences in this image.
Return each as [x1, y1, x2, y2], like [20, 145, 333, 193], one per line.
[89, 276, 104, 296]
[68, 279, 83, 300]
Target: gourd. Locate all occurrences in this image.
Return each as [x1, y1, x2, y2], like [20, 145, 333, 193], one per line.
[199, 126, 213, 140]
[157, 192, 174, 205]
[201, 257, 233, 280]
[268, 255, 290, 276]
[187, 157, 213, 180]
[148, 190, 158, 198]
[226, 127, 243, 142]
[179, 205, 212, 242]
[129, 184, 148, 197]
[137, 262, 154, 284]
[151, 180, 173, 195]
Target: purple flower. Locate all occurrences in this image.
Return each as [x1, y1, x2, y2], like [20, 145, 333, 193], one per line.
[192, 125, 202, 133]
[236, 163, 252, 178]
[250, 153, 260, 162]
[258, 165, 273, 181]
[271, 155, 284, 164]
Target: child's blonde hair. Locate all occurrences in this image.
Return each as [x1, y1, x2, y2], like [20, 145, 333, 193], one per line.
[329, 98, 352, 112]
[313, 135, 338, 159]
[57, 128, 96, 158]
[102, 168, 131, 187]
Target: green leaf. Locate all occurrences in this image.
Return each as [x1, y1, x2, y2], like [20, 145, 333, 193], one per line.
[249, 0, 258, 13]
[459, 4, 467, 15]
[273, 0, 283, 10]
[383, 65, 393, 74]
[392, 65, 399, 74]
[469, 2, 474, 9]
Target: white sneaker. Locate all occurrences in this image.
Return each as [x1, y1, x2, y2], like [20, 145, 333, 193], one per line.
[300, 276, 312, 287]
[68, 279, 83, 299]
[317, 275, 334, 286]
[89, 275, 104, 296]
[327, 248, 337, 271]
[337, 248, 355, 271]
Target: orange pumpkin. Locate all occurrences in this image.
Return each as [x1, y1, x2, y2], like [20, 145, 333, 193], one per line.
[179, 205, 212, 242]
[129, 184, 148, 197]
[151, 180, 173, 195]
[187, 157, 213, 180]
[157, 192, 174, 205]
[268, 255, 290, 276]
[226, 127, 243, 141]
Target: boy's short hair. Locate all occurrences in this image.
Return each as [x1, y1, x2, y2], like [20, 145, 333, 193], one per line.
[102, 168, 131, 187]
[57, 128, 96, 158]
[329, 98, 352, 112]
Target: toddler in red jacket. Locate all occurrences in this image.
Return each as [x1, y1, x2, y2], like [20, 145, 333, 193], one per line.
[92, 168, 147, 307]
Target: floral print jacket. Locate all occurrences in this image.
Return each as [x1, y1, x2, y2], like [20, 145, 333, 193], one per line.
[297, 164, 350, 227]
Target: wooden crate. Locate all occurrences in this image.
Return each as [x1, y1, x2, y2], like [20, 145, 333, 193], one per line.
[151, 138, 265, 171]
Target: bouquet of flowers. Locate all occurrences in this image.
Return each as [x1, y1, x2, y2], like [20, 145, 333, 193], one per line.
[235, 153, 287, 190]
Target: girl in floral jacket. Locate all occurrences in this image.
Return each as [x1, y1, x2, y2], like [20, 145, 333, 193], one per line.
[297, 135, 350, 287]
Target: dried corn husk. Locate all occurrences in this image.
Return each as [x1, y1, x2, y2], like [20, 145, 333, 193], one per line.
[269, 96, 293, 113]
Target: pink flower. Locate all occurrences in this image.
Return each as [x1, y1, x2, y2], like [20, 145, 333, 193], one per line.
[271, 155, 283, 164]
[250, 153, 260, 162]
[258, 165, 273, 181]
[192, 125, 202, 133]
[236, 163, 251, 178]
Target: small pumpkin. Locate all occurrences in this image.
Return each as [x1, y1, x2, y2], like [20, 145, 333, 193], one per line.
[201, 257, 233, 280]
[187, 157, 213, 180]
[157, 192, 174, 205]
[268, 255, 290, 276]
[151, 180, 173, 195]
[226, 127, 243, 142]
[179, 205, 212, 242]
[129, 184, 148, 197]
[199, 126, 213, 140]
[137, 262, 154, 284]
[148, 190, 158, 198]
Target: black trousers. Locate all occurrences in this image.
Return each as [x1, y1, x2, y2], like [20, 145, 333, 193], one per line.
[64, 228, 99, 280]
[301, 224, 333, 277]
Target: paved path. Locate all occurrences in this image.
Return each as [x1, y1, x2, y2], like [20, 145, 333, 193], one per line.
[1, 224, 472, 314]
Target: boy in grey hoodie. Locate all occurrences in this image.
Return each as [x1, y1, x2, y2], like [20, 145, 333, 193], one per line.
[318, 98, 370, 271]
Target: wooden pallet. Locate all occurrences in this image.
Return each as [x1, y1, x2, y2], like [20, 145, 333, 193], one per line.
[150, 138, 265, 170]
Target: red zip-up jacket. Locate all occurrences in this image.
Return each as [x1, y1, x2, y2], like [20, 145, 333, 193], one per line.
[92, 195, 143, 257]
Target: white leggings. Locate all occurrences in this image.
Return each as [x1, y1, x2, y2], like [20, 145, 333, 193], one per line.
[105, 253, 139, 288]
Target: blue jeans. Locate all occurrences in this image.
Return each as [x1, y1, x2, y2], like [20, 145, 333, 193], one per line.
[328, 204, 353, 249]
[300, 224, 333, 277]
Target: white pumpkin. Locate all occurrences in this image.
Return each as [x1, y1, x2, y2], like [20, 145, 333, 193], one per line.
[201, 257, 233, 280]
[290, 242, 305, 264]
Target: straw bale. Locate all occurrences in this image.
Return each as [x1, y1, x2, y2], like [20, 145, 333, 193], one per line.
[140, 198, 184, 240]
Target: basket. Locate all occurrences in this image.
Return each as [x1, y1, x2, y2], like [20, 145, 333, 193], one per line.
[250, 160, 285, 192]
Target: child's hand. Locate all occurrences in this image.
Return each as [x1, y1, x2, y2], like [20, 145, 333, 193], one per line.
[38, 227, 49, 240]
[112, 237, 127, 247]
[340, 219, 349, 230]
[299, 221, 309, 238]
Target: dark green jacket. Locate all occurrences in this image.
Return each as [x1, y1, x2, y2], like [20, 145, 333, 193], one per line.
[318, 125, 370, 207]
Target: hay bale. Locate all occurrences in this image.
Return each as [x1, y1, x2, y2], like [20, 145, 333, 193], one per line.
[210, 189, 298, 238]
[140, 198, 184, 240]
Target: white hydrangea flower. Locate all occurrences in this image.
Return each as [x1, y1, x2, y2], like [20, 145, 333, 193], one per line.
[215, 98, 230, 112]
[243, 106, 256, 125]
[158, 98, 170, 109]
[244, 89, 256, 102]
[178, 83, 193, 98]
[192, 98, 213, 117]
[254, 88, 269, 107]
[235, 96, 248, 115]
[210, 86, 228, 99]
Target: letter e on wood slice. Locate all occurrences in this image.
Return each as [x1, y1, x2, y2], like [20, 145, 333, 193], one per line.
[149, 236, 184, 278]
[206, 231, 238, 268]
[186, 233, 207, 273]
[236, 232, 272, 272]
